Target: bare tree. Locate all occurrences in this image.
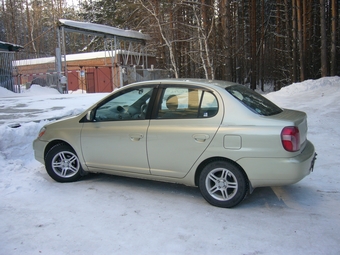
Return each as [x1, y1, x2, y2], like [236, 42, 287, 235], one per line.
[330, 0, 337, 75]
[320, 0, 328, 76]
[274, 0, 282, 90]
[138, 0, 179, 78]
[292, 0, 298, 82]
[250, 0, 256, 89]
[191, 0, 215, 79]
[297, 0, 305, 80]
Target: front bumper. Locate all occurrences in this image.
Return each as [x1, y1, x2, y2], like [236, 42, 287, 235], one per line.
[32, 138, 48, 164]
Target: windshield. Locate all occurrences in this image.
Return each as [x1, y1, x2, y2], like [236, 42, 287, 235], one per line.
[226, 85, 283, 116]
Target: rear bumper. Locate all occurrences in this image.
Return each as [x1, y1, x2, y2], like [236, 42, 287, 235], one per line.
[238, 140, 316, 188]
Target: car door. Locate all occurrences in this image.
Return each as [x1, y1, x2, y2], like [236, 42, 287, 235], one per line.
[147, 85, 223, 178]
[80, 87, 154, 175]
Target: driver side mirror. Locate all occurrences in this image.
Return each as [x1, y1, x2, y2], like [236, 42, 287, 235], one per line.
[86, 110, 95, 121]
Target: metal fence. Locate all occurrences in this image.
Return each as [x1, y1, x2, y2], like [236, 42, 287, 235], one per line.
[13, 56, 60, 92]
[122, 66, 171, 86]
[0, 51, 19, 92]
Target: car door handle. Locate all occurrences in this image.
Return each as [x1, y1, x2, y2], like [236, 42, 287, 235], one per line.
[129, 134, 144, 141]
[193, 134, 210, 143]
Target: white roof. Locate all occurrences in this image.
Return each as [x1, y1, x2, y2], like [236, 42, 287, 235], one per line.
[58, 19, 150, 41]
[14, 50, 151, 66]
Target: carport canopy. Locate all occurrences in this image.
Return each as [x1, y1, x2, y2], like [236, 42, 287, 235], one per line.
[56, 19, 151, 93]
[57, 19, 150, 43]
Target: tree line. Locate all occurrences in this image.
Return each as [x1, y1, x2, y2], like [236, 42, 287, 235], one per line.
[1, 0, 339, 90]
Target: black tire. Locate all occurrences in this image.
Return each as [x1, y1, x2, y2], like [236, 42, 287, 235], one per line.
[45, 143, 83, 183]
[199, 160, 248, 208]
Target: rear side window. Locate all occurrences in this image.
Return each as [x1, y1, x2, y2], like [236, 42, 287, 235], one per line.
[157, 87, 218, 119]
[226, 85, 282, 116]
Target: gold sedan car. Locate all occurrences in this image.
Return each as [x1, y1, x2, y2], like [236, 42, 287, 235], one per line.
[33, 79, 317, 208]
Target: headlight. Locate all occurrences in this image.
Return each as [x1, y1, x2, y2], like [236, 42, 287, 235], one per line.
[38, 127, 46, 138]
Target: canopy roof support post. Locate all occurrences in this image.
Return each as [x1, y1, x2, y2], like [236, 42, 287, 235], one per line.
[145, 46, 148, 70]
[56, 26, 68, 93]
[56, 28, 62, 93]
[114, 36, 120, 88]
[61, 26, 68, 93]
[110, 39, 115, 90]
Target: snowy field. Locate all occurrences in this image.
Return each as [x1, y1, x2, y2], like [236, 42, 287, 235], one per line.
[1, 77, 339, 255]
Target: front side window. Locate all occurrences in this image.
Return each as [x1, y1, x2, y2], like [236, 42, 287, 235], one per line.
[94, 87, 153, 121]
[157, 87, 218, 119]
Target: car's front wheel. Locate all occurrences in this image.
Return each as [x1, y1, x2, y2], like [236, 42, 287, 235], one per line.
[199, 160, 248, 208]
[45, 144, 83, 182]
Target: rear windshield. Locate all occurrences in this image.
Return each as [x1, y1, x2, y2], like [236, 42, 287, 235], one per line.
[226, 85, 283, 116]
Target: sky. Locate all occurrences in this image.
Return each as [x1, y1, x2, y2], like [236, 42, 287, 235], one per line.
[0, 77, 340, 255]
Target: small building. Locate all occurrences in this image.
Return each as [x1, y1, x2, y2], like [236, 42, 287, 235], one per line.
[14, 50, 169, 93]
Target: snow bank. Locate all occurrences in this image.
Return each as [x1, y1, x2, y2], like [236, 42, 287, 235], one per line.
[266, 76, 340, 107]
[26, 85, 61, 95]
[0, 86, 16, 97]
[274, 76, 340, 95]
[1, 77, 339, 255]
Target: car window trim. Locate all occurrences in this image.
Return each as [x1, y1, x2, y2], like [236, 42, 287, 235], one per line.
[150, 84, 218, 120]
[80, 84, 159, 123]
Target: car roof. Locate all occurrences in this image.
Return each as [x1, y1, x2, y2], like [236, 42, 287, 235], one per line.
[128, 78, 239, 90]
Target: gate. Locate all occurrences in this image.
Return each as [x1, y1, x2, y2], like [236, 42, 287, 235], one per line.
[86, 72, 95, 93]
[0, 52, 17, 92]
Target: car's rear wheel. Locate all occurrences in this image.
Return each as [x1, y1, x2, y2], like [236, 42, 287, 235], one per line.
[45, 144, 82, 182]
[199, 160, 248, 208]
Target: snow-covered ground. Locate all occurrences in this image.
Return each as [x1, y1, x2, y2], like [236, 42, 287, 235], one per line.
[1, 77, 339, 255]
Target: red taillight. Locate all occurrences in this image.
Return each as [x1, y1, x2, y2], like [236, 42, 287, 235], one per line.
[281, 126, 300, 152]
